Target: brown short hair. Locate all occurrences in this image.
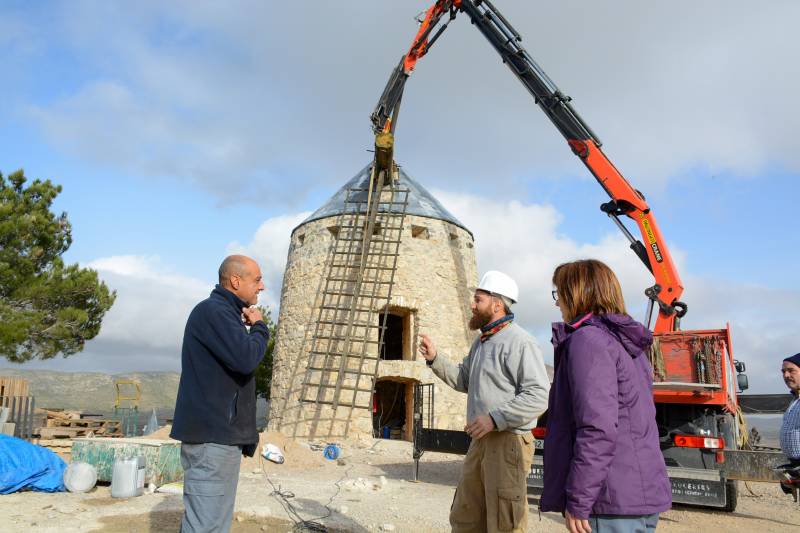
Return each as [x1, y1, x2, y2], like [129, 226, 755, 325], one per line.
[552, 259, 627, 322]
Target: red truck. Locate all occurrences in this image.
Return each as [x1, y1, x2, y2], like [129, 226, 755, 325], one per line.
[371, 0, 772, 512]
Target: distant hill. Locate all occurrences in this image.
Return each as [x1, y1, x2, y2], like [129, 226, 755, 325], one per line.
[0, 363, 553, 413]
[0, 369, 180, 411]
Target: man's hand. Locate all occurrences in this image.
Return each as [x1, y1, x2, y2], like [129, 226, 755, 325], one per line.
[418, 334, 437, 362]
[242, 306, 263, 326]
[565, 510, 591, 533]
[464, 415, 495, 440]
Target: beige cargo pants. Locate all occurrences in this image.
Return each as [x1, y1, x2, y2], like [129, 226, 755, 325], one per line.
[450, 431, 534, 533]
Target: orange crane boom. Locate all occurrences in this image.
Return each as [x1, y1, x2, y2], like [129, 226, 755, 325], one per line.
[371, 0, 686, 333]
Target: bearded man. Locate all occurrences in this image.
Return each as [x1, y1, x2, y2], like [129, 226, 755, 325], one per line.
[781, 353, 800, 464]
[419, 271, 550, 533]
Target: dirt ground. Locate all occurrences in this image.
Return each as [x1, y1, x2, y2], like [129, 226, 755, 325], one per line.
[1, 435, 799, 532]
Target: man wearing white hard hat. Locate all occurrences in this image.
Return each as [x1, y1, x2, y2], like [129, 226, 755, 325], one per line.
[419, 271, 550, 533]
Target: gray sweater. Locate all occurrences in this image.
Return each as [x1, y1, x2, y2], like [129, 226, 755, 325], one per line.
[430, 322, 550, 434]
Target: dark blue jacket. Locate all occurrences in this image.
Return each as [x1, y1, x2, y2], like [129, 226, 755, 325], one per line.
[170, 285, 268, 451]
[540, 313, 671, 519]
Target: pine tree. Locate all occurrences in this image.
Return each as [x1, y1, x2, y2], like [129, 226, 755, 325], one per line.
[0, 169, 116, 362]
[254, 307, 277, 398]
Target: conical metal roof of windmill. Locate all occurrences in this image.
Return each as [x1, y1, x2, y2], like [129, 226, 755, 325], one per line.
[299, 162, 471, 235]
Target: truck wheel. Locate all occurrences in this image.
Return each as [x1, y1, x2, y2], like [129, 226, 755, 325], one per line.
[722, 479, 737, 512]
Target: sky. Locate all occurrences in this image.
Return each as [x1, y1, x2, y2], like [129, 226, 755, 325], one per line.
[0, 1, 797, 394]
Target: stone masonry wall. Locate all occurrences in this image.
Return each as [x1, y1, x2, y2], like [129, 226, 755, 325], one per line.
[268, 213, 478, 440]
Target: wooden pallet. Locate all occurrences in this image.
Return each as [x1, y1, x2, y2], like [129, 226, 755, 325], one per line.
[38, 427, 83, 439]
[34, 438, 74, 461]
[37, 426, 122, 439]
[46, 418, 121, 428]
[35, 409, 123, 439]
[41, 408, 83, 420]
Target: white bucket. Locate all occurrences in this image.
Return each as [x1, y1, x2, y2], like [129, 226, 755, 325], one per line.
[111, 456, 146, 498]
[64, 462, 98, 493]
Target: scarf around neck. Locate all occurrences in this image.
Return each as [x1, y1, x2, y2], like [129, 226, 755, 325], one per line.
[480, 313, 514, 343]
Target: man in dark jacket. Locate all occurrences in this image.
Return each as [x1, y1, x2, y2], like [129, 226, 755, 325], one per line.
[171, 255, 269, 533]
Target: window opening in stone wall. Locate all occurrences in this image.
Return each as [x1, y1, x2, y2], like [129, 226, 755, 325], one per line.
[372, 379, 414, 441]
[380, 313, 404, 361]
[449, 232, 458, 242]
[372, 222, 382, 236]
[411, 225, 429, 239]
[327, 225, 339, 239]
[297, 233, 305, 246]
[379, 308, 415, 361]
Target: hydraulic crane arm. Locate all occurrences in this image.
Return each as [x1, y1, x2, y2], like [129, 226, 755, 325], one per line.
[371, 0, 686, 333]
[371, 2, 458, 135]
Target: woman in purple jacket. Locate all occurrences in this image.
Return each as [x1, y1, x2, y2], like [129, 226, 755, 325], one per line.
[540, 259, 671, 533]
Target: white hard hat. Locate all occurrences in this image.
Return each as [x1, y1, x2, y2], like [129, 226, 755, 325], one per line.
[477, 270, 519, 304]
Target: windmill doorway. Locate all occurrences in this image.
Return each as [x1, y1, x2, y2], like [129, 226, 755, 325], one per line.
[372, 379, 415, 441]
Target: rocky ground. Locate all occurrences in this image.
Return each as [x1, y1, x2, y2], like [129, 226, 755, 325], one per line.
[1, 434, 799, 532]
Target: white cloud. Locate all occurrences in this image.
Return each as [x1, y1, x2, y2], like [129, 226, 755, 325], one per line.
[19, 1, 800, 203]
[3, 255, 212, 373]
[226, 211, 311, 311]
[3, 227, 306, 374]
[86, 255, 210, 352]
[434, 190, 657, 329]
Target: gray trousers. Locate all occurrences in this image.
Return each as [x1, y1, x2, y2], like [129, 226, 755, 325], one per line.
[588, 514, 659, 533]
[180, 443, 242, 533]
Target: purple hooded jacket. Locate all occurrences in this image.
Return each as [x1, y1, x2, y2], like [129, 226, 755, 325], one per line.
[539, 313, 672, 519]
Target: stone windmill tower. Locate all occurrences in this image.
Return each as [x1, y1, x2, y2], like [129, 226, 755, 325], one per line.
[268, 162, 477, 441]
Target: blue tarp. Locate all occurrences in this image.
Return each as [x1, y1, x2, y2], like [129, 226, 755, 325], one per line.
[0, 434, 66, 493]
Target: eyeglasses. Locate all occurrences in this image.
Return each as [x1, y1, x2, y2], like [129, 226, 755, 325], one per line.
[551, 290, 558, 301]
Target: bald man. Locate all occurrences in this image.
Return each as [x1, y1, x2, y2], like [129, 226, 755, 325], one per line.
[171, 255, 269, 533]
